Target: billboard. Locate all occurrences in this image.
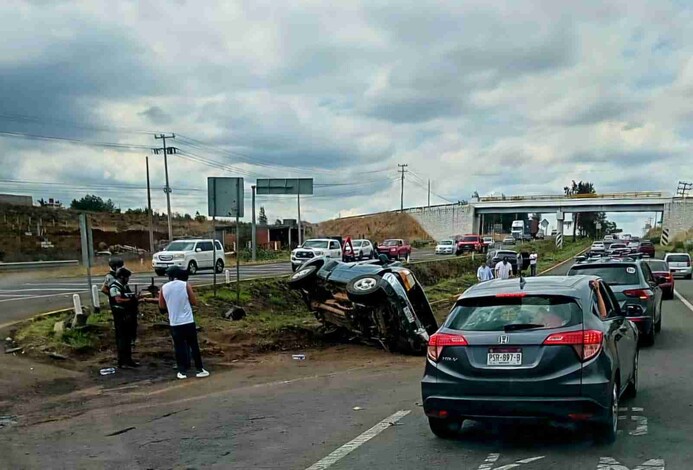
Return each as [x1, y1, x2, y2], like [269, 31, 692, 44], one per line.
[256, 178, 313, 195]
[208, 177, 244, 217]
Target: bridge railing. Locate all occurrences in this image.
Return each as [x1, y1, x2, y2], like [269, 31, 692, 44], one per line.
[477, 191, 667, 202]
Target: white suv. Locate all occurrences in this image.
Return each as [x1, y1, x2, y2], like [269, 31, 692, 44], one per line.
[664, 252, 692, 279]
[291, 238, 342, 271]
[153, 239, 225, 276]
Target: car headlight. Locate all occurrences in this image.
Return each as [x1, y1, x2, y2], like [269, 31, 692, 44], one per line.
[173, 253, 185, 260]
[313, 250, 324, 256]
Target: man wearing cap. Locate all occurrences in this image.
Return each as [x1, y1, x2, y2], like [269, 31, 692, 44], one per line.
[109, 267, 140, 368]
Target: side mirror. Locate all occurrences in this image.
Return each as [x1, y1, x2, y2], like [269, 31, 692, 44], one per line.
[655, 276, 667, 285]
[196, 248, 202, 252]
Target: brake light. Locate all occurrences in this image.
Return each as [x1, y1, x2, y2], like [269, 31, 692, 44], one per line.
[495, 292, 527, 298]
[623, 289, 652, 300]
[427, 332, 468, 362]
[543, 330, 603, 361]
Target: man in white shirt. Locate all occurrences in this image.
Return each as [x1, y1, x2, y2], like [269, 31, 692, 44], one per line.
[160, 266, 209, 380]
[529, 251, 538, 276]
[495, 257, 514, 280]
[477, 261, 494, 282]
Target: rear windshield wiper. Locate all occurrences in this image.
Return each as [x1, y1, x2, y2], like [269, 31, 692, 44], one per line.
[503, 323, 545, 332]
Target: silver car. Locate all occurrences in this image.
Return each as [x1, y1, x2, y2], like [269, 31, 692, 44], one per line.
[664, 253, 692, 279]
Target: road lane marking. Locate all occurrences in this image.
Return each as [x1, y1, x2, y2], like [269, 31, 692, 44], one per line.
[630, 415, 648, 436]
[598, 457, 664, 469]
[674, 290, 693, 312]
[478, 453, 500, 469]
[304, 410, 410, 470]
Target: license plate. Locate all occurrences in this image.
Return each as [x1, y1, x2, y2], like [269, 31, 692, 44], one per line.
[487, 351, 522, 366]
[402, 306, 415, 323]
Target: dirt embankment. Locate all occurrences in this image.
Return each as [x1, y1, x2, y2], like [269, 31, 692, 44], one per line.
[315, 212, 432, 243]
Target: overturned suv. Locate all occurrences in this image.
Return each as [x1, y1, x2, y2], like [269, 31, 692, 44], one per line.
[288, 256, 439, 354]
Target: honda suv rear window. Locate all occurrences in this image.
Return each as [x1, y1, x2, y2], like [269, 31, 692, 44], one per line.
[568, 264, 640, 285]
[447, 295, 581, 332]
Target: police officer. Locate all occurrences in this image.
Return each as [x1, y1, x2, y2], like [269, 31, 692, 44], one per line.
[109, 267, 140, 368]
[101, 257, 124, 296]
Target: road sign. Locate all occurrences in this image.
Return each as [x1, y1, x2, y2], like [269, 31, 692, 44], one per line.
[208, 177, 244, 217]
[541, 219, 549, 228]
[256, 178, 314, 195]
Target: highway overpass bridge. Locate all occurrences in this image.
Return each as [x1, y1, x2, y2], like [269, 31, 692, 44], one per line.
[403, 192, 693, 241]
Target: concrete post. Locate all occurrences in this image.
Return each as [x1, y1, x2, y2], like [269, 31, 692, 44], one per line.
[91, 285, 100, 313]
[72, 294, 87, 327]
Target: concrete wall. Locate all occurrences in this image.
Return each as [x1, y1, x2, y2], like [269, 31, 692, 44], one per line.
[663, 200, 693, 241]
[406, 204, 475, 241]
[0, 194, 32, 207]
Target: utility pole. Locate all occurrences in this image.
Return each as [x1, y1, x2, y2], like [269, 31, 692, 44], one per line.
[398, 164, 408, 212]
[145, 156, 154, 253]
[153, 133, 176, 241]
[428, 179, 431, 207]
[251, 185, 257, 262]
[297, 193, 302, 245]
[676, 181, 692, 199]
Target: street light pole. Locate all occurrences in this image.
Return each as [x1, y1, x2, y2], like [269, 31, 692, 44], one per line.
[154, 133, 176, 241]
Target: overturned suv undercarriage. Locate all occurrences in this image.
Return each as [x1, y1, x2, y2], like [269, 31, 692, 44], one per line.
[288, 256, 439, 354]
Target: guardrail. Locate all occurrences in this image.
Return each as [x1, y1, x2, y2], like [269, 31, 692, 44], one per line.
[0, 260, 79, 271]
[477, 192, 668, 202]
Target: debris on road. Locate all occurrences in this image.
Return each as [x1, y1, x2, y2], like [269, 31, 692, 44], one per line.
[223, 306, 247, 321]
[4, 347, 23, 354]
[292, 354, 306, 360]
[100, 367, 117, 376]
[47, 352, 68, 360]
[105, 426, 136, 437]
[353, 406, 363, 411]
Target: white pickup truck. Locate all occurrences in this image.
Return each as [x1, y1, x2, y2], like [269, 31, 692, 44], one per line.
[291, 239, 343, 271]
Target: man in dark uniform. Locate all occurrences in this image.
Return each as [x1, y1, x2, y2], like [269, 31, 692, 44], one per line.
[109, 267, 140, 368]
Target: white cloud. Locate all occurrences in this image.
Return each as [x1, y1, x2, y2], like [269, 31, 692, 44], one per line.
[0, 0, 692, 229]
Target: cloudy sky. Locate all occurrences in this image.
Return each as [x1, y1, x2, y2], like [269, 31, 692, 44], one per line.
[1, 0, 691, 234]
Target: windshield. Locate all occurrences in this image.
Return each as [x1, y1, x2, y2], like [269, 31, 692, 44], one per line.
[448, 295, 581, 331]
[439, 240, 454, 246]
[645, 260, 669, 272]
[462, 236, 477, 242]
[667, 255, 690, 263]
[351, 241, 363, 247]
[164, 241, 196, 252]
[382, 240, 399, 246]
[568, 264, 640, 286]
[302, 240, 329, 249]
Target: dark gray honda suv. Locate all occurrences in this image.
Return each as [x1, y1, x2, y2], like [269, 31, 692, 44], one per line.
[421, 276, 639, 444]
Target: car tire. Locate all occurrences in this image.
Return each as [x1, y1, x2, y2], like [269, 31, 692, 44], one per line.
[346, 274, 385, 303]
[215, 259, 224, 274]
[187, 261, 198, 275]
[358, 251, 363, 261]
[642, 324, 656, 346]
[288, 265, 319, 289]
[655, 312, 662, 333]
[623, 352, 639, 400]
[594, 381, 619, 445]
[154, 268, 166, 276]
[428, 417, 463, 439]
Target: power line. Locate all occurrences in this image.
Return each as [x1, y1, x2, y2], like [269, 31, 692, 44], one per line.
[0, 129, 151, 151]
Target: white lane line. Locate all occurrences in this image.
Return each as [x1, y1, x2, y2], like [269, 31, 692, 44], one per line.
[304, 410, 410, 470]
[0, 288, 86, 293]
[0, 291, 86, 303]
[478, 453, 500, 469]
[630, 415, 648, 436]
[674, 290, 693, 312]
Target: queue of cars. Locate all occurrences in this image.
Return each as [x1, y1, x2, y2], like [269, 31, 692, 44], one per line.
[420, 247, 691, 443]
[290, 237, 412, 271]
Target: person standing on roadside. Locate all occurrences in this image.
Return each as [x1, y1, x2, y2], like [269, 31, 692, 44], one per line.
[101, 257, 124, 296]
[529, 251, 538, 277]
[477, 261, 494, 282]
[160, 266, 209, 380]
[495, 257, 513, 280]
[109, 267, 140, 368]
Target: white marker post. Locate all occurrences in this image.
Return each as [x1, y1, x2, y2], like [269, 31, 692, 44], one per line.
[225, 269, 231, 285]
[72, 293, 87, 327]
[91, 285, 100, 313]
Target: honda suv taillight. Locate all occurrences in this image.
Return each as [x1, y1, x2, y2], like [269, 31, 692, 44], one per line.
[427, 332, 468, 362]
[543, 330, 603, 362]
[623, 289, 652, 300]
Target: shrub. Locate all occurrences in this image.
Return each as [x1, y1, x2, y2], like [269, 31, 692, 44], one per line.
[649, 236, 661, 245]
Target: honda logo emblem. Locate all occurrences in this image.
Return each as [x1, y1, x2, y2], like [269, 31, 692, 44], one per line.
[498, 335, 509, 344]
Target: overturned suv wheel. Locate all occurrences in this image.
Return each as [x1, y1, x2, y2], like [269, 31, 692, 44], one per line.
[346, 274, 385, 303]
[288, 265, 319, 289]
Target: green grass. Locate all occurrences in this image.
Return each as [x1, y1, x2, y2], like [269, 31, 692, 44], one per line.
[14, 316, 57, 343]
[199, 287, 252, 304]
[61, 328, 96, 351]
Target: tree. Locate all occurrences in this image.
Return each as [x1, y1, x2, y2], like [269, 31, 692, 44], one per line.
[563, 181, 618, 239]
[70, 194, 117, 212]
[194, 211, 206, 223]
[258, 207, 268, 225]
[274, 219, 283, 225]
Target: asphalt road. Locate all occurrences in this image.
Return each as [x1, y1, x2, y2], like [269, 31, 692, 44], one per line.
[2, 259, 691, 468]
[0, 248, 440, 327]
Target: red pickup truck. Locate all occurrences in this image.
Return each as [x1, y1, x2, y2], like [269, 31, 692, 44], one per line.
[377, 239, 411, 261]
[455, 234, 486, 255]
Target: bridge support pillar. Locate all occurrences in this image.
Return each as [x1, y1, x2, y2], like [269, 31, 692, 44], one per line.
[555, 210, 565, 249]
